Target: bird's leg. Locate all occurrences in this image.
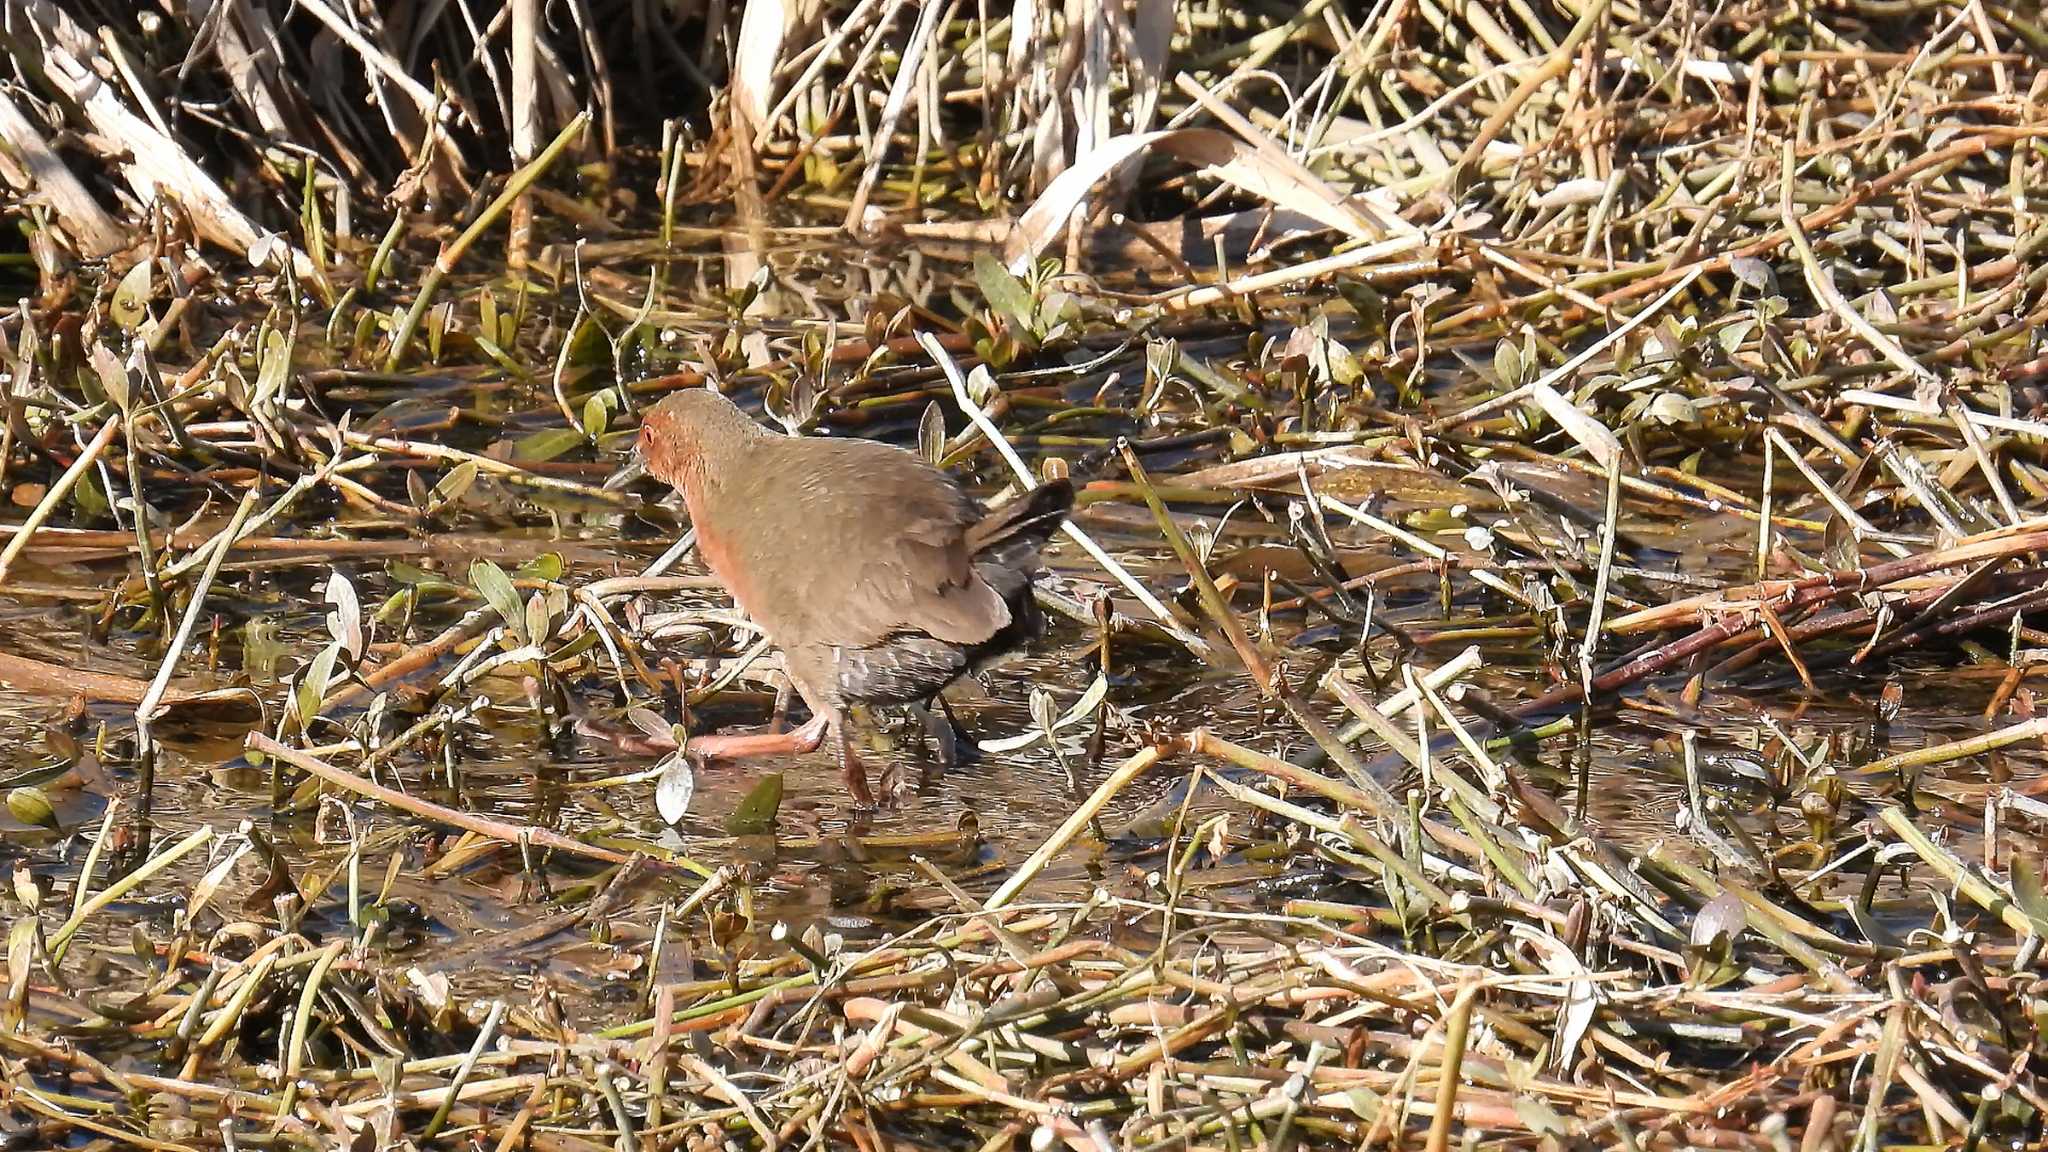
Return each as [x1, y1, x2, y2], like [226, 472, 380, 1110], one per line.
[768, 675, 794, 734]
[938, 695, 980, 766]
[684, 712, 829, 761]
[910, 698, 959, 775]
[838, 723, 875, 808]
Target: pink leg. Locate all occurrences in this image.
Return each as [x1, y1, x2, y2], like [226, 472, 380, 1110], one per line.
[685, 712, 829, 761]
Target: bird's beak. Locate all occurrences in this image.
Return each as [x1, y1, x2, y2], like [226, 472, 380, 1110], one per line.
[605, 440, 650, 491]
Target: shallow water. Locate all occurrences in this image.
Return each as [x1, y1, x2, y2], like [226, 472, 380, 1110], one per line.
[3, 500, 2040, 1021]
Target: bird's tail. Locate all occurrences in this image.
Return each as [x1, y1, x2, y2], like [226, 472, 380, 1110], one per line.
[965, 478, 1074, 571]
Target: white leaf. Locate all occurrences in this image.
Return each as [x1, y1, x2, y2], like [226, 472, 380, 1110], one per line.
[655, 754, 695, 825]
[324, 571, 363, 661]
[978, 675, 1109, 753]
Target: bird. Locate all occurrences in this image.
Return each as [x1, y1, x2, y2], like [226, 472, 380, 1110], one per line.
[634, 386, 1074, 806]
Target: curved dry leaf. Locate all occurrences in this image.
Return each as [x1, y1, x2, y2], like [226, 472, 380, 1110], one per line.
[1004, 128, 1385, 273]
[1526, 380, 1622, 471]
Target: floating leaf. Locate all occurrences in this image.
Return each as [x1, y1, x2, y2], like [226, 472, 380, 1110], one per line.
[6, 787, 56, 832]
[655, 753, 696, 825]
[725, 772, 784, 835]
[582, 393, 610, 439]
[510, 427, 586, 463]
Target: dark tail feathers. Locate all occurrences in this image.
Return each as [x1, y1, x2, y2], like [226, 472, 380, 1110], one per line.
[966, 478, 1074, 570]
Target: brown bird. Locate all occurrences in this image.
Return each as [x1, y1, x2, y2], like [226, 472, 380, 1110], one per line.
[636, 387, 1073, 805]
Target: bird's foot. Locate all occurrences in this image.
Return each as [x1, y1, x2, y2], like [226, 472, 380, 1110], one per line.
[839, 729, 877, 809]
[684, 712, 830, 763]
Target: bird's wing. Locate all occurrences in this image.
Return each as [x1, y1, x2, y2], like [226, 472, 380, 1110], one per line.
[720, 439, 1011, 650]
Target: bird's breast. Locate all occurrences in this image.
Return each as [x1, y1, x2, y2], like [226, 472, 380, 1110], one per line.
[683, 489, 770, 633]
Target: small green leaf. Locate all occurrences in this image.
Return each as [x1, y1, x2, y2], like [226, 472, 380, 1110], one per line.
[974, 252, 1036, 332]
[567, 314, 610, 364]
[242, 617, 284, 683]
[514, 552, 564, 582]
[1730, 255, 1774, 292]
[510, 427, 586, 463]
[324, 571, 363, 661]
[253, 327, 291, 408]
[582, 393, 610, 439]
[1645, 392, 1699, 426]
[2013, 853, 2048, 932]
[296, 641, 341, 727]
[432, 461, 480, 507]
[386, 562, 458, 592]
[372, 586, 417, 625]
[1493, 338, 1524, 389]
[71, 467, 109, 523]
[470, 559, 528, 642]
[89, 343, 129, 413]
[725, 773, 784, 835]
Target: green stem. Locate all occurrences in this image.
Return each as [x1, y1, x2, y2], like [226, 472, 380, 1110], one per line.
[384, 112, 589, 370]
